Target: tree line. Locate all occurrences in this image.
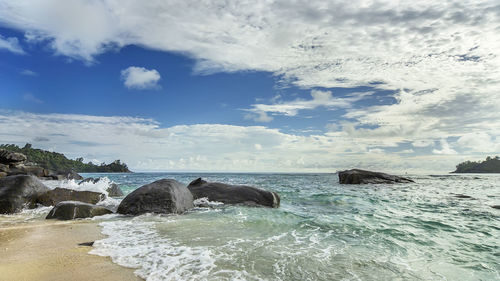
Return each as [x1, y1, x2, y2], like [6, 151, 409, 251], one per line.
[0, 143, 131, 173]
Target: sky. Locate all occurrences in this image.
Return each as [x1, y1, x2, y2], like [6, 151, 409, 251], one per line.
[0, 0, 499, 173]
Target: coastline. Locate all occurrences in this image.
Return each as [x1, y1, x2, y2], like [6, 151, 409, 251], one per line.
[0, 219, 141, 281]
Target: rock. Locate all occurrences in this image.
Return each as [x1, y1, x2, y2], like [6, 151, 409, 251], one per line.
[492, 205, 500, 210]
[57, 170, 83, 180]
[453, 194, 474, 199]
[79, 177, 100, 184]
[7, 164, 50, 177]
[338, 169, 414, 184]
[0, 172, 7, 179]
[106, 182, 124, 197]
[0, 149, 27, 165]
[46, 201, 112, 220]
[79, 177, 124, 197]
[0, 175, 50, 214]
[0, 163, 9, 173]
[117, 179, 193, 215]
[187, 178, 280, 208]
[36, 187, 105, 206]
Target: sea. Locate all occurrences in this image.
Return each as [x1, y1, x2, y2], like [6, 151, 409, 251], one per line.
[2, 172, 499, 281]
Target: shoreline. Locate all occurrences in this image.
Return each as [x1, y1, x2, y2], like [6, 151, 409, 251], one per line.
[0, 219, 141, 281]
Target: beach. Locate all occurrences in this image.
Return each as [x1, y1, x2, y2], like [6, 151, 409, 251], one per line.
[0, 220, 141, 281]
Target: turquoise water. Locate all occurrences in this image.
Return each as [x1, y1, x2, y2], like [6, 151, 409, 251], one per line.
[82, 173, 498, 280]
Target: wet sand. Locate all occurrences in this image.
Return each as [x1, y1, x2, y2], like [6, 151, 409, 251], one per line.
[0, 220, 142, 281]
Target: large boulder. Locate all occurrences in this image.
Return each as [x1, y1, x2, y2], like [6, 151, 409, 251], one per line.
[338, 169, 414, 184]
[79, 177, 124, 197]
[0, 175, 50, 214]
[187, 178, 280, 208]
[46, 201, 112, 220]
[117, 179, 193, 215]
[0, 149, 27, 165]
[36, 187, 105, 206]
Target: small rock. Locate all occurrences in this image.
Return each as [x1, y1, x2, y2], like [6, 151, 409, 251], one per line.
[46, 201, 113, 220]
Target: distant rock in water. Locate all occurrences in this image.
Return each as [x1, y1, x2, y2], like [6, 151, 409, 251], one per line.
[36, 187, 105, 206]
[117, 179, 193, 215]
[0, 175, 49, 214]
[79, 177, 124, 197]
[187, 178, 280, 208]
[46, 201, 112, 220]
[338, 169, 414, 184]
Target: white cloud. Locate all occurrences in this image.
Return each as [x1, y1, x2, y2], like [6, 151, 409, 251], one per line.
[457, 133, 500, 152]
[20, 69, 38, 76]
[0, 1, 499, 168]
[244, 89, 362, 122]
[0, 110, 476, 173]
[23, 93, 43, 104]
[0, 34, 24, 54]
[244, 111, 273, 123]
[433, 139, 457, 155]
[0, 1, 497, 141]
[121, 66, 161, 90]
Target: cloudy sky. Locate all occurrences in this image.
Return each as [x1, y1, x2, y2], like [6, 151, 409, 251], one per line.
[1, 0, 499, 173]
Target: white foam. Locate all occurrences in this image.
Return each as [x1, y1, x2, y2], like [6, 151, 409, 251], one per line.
[193, 197, 224, 208]
[0, 205, 53, 227]
[41, 177, 115, 196]
[90, 217, 219, 281]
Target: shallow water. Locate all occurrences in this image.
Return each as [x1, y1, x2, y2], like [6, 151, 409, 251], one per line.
[85, 173, 500, 281]
[2, 173, 500, 280]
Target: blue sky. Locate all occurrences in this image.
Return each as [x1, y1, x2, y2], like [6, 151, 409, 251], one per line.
[1, 0, 499, 173]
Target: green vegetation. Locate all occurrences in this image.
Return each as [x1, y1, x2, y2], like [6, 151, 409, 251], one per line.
[453, 156, 500, 173]
[0, 143, 131, 173]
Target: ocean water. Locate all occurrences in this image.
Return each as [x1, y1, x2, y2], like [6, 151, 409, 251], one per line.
[2, 173, 500, 280]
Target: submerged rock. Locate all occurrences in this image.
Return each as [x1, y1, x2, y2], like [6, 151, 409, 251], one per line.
[46, 201, 112, 220]
[338, 169, 414, 184]
[0, 175, 50, 214]
[117, 179, 193, 215]
[187, 178, 280, 208]
[79, 177, 124, 197]
[36, 187, 105, 206]
[453, 194, 474, 199]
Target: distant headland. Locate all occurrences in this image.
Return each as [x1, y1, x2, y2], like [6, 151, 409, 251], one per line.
[453, 156, 500, 173]
[0, 143, 131, 174]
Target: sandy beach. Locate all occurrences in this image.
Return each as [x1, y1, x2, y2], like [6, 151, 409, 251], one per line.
[0, 220, 141, 281]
